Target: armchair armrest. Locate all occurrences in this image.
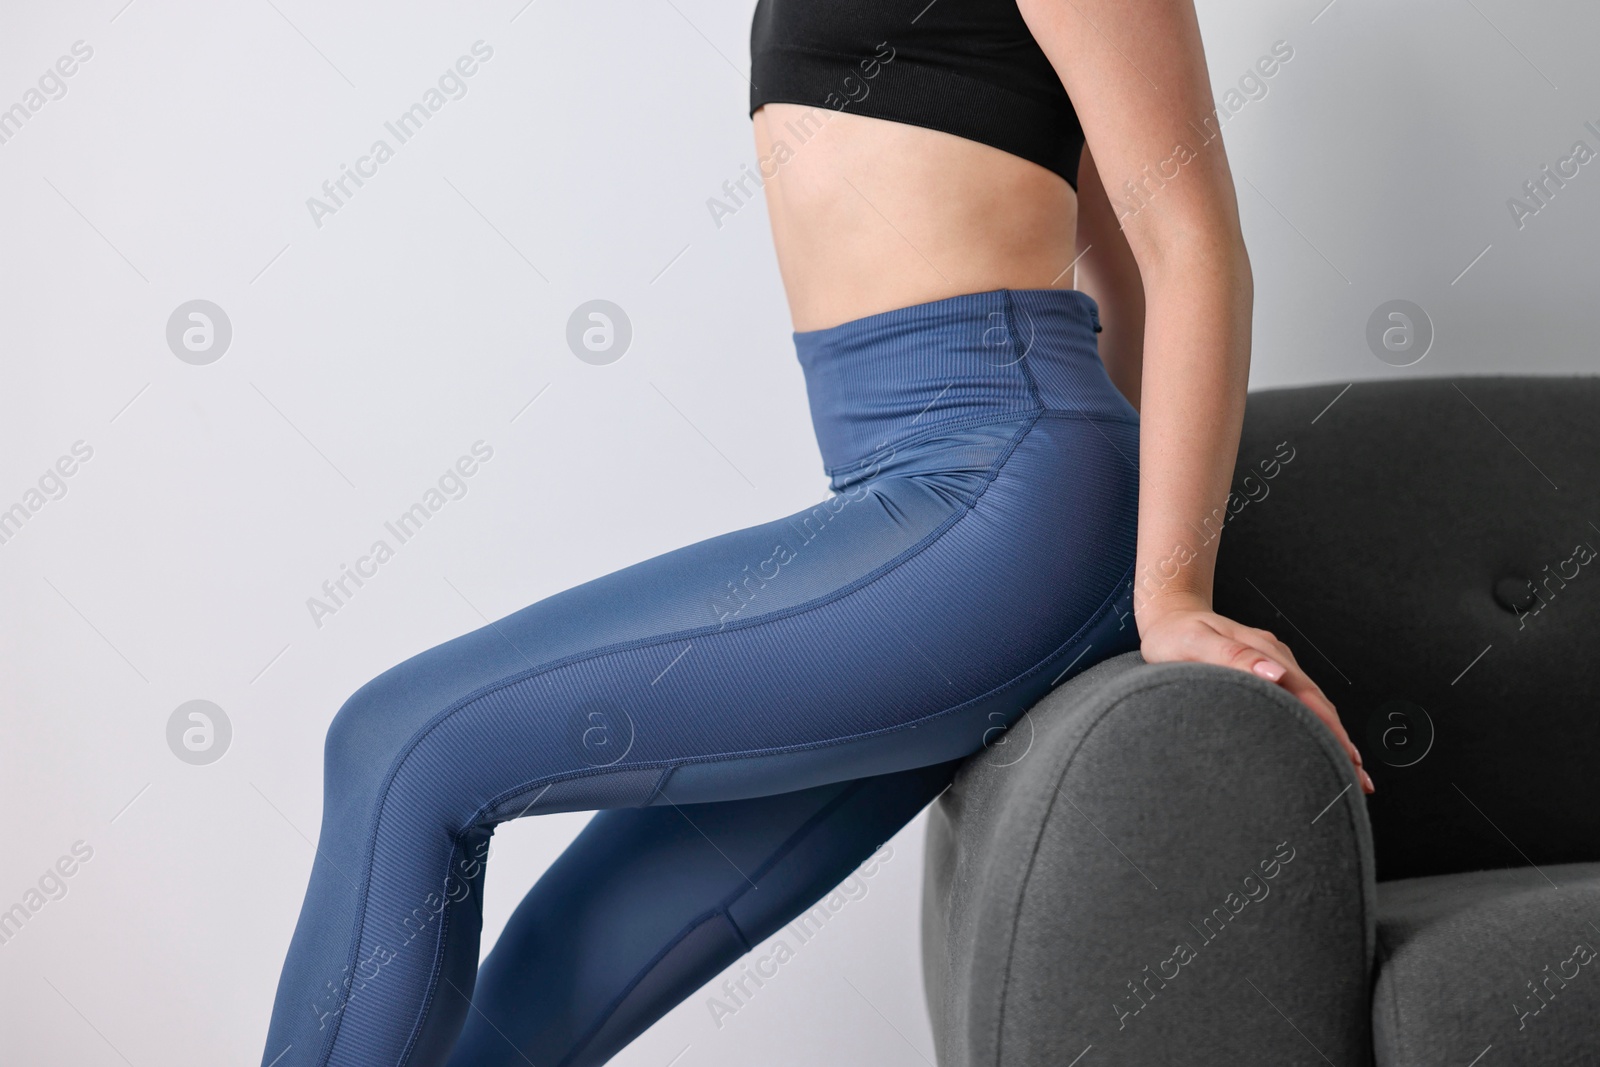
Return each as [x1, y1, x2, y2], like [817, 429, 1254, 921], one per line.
[922, 650, 1378, 1066]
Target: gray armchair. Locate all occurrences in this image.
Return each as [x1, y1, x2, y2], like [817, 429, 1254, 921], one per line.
[921, 376, 1600, 1067]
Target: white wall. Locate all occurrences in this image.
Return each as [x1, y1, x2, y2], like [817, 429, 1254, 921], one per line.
[1200, 1, 1599, 384]
[1, 1, 1595, 1064]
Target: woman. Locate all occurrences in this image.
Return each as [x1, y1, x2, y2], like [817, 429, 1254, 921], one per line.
[260, 1, 1371, 1064]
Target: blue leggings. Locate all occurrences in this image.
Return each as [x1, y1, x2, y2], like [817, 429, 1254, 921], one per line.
[259, 287, 1142, 1067]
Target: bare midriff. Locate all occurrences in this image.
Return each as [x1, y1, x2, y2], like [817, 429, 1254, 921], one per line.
[752, 103, 1081, 332]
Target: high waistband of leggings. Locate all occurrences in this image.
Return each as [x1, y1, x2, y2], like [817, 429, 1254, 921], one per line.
[793, 287, 1138, 476]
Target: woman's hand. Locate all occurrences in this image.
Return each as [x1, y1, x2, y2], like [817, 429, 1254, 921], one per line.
[1138, 595, 1375, 794]
[1020, 0, 1370, 795]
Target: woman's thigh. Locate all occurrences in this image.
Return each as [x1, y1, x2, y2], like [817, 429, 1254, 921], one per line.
[438, 413, 1142, 1065]
[284, 411, 1138, 1065]
[326, 413, 1137, 828]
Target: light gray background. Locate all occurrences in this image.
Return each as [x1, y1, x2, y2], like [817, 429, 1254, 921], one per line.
[2, 0, 1595, 1064]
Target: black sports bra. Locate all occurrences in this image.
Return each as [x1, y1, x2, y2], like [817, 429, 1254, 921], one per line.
[748, 0, 1085, 188]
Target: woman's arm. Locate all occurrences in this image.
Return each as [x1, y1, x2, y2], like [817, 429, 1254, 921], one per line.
[1071, 145, 1145, 413]
[1020, 0, 1371, 790]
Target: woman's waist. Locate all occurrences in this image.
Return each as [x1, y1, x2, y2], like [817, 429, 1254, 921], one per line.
[755, 107, 1078, 333]
[796, 287, 1139, 477]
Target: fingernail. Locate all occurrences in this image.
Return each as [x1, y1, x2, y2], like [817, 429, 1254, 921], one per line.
[1362, 769, 1376, 792]
[1252, 660, 1285, 682]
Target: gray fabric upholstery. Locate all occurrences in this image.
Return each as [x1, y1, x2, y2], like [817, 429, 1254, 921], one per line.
[922, 376, 1600, 1066]
[1373, 863, 1600, 1067]
[1210, 376, 1600, 882]
[922, 650, 1375, 1066]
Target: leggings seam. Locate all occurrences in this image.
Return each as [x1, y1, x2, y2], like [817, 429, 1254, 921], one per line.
[477, 552, 1135, 826]
[469, 416, 1066, 822]
[541, 908, 730, 1067]
[555, 776, 874, 1067]
[396, 828, 465, 1067]
[640, 766, 673, 808]
[1032, 409, 1140, 428]
[822, 410, 1036, 480]
[822, 407, 1136, 486]
[1003, 289, 1048, 411]
[458, 409, 1038, 813]
[315, 412, 1044, 1066]
[401, 895, 450, 1067]
[715, 775, 874, 923]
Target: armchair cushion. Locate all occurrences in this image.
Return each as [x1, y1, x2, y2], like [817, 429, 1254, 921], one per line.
[1373, 861, 1600, 1067]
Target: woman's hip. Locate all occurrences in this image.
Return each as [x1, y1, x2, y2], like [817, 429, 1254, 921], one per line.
[793, 285, 1139, 488]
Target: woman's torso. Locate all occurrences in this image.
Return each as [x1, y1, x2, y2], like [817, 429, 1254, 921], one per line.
[749, 0, 1087, 331]
[754, 105, 1080, 332]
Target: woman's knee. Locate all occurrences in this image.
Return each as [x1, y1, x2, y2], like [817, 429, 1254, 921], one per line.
[322, 657, 453, 800]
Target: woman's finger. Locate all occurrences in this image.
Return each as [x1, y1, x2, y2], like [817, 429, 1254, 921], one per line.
[1236, 628, 1343, 735]
[1225, 628, 1354, 748]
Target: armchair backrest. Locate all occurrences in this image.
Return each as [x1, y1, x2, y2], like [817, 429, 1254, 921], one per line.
[1213, 375, 1600, 881]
